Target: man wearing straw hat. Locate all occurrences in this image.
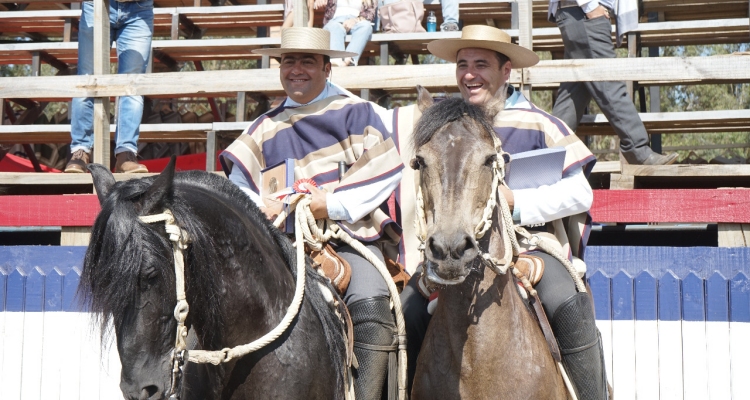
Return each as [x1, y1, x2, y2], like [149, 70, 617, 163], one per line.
[399, 25, 608, 400]
[220, 27, 404, 400]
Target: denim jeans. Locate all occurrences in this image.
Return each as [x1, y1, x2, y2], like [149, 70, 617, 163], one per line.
[71, 0, 154, 156]
[323, 15, 373, 64]
[438, 0, 459, 29]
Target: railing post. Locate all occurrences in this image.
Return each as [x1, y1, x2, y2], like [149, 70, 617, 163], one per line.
[93, 0, 111, 168]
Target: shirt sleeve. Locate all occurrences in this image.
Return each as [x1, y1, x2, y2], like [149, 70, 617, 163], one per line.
[228, 165, 266, 209]
[328, 170, 402, 223]
[511, 166, 593, 226]
[580, 0, 600, 13]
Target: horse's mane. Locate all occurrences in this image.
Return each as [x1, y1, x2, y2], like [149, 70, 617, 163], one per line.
[412, 97, 496, 152]
[78, 171, 346, 391]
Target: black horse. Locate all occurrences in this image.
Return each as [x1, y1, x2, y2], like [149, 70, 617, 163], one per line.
[78, 159, 348, 400]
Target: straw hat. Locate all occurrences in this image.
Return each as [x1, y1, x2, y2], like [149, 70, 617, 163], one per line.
[427, 25, 539, 68]
[253, 27, 358, 59]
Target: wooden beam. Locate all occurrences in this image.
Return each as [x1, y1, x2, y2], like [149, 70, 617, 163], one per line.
[2, 56, 749, 99]
[92, 0, 111, 167]
[591, 189, 750, 224]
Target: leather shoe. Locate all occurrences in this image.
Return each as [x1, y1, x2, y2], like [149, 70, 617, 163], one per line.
[114, 151, 148, 173]
[642, 152, 678, 166]
[64, 149, 91, 173]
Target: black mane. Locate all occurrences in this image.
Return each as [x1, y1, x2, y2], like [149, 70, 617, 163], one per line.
[78, 170, 346, 393]
[412, 97, 496, 151]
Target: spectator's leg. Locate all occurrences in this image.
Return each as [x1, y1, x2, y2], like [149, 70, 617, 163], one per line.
[69, 1, 97, 155]
[346, 20, 373, 65]
[324, 17, 349, 52]
[112, 0, 154, 156]
[554, 6, 652, 164]
[438, 0, 459, 30]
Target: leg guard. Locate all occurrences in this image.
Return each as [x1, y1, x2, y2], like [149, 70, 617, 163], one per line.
[551, 293, 608, 400]
[349, 296, 398, 400]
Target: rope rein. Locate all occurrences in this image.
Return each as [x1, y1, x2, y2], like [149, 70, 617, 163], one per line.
[273, 196, 409, 400]
[138, 208, 307, 370]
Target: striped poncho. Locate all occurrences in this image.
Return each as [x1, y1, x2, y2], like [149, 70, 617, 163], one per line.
[220, 92, 405, 244]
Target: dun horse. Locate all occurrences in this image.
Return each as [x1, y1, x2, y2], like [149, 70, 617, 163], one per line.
[409, 88, 568, 399]
[77, 159, 348, 400]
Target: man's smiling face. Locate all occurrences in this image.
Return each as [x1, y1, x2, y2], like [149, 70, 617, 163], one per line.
[280, 53, 330, 104]
[455, 48, 512, 106]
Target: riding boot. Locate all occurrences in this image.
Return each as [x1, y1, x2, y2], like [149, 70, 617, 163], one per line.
[349, 296, 398, 400]
[551, 292, 608, 400]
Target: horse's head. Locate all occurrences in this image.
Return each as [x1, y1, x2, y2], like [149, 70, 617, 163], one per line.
[412, 86, 504, 285]
[80, 158, 213, 400]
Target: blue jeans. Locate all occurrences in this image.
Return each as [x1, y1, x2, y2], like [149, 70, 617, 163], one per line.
[71, 0, 153, 156]
[323, 15, 373, 65]
[438, 0, 458, 29]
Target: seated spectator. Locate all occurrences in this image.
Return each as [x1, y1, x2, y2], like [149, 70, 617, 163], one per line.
[435, 0, 459, 31]
[282, 0, 315, 28]
[320, 0, 375, 66]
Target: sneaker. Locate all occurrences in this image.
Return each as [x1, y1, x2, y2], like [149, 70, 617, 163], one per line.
[441, 22, 459, 32]
[114, 151, 148, 173]
[64, 149, 91, 173]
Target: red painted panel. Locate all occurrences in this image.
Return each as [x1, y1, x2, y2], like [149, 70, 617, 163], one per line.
[0, 195, 100, 227]
[591, 189, 750, 223]
[3, 189, 750, 227]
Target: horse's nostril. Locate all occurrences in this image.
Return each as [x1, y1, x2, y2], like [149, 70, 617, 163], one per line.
[428, 237, 447, 260]
[450, 236, 475, 259]
[140, 386, 160, 400]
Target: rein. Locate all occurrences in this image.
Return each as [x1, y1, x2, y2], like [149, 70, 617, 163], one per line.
[138, 208, 307, 399]
[274, 195, 409, 400]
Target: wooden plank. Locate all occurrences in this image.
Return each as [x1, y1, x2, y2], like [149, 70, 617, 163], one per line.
[590, 189, 750, 224]
[0, 195, 100, 227]
[623, 164, 750, 178]
[705, 273, 732, 400]
[60, 227, 91, 246]
[634, 271, 659, 399]
[40, 269, 64, 400]
[589, 271, 614, 389]
[3, 55, 750, 99]
[92, 0, 111, 167]
[20, 268, 44, 400]
[682, 273, 709, 400]
[2, 269, 25, 400]
[658, 271, 684, 400]
[718, 224, 748, 247]
[611, 271, 636, 399]
[729, 272, 750, 400]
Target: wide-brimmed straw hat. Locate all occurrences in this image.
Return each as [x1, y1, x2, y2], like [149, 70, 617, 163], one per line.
[427, 25, 539, 68]
[253, 27, 358, 59]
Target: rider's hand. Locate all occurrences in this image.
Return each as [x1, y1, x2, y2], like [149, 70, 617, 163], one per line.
[499, 185, 514, 212]
[585, 5, 610, 19]
[306, 184, 329, 220]
[260, 200, 284, 222]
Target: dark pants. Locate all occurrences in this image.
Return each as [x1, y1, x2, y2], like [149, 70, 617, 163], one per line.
[338, 244, 390, 306]
[400, 253, 580, 391]
[551, 6, 653, 164]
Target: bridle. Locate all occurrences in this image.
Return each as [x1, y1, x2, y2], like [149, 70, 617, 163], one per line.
[138, 209, 307, 399]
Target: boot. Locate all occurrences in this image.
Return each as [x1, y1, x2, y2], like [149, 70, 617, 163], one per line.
[114, 151, 148, 173]
[64, 149, 91, 173]
[551, 293, 608, 400]
[349, 296, 398, 400]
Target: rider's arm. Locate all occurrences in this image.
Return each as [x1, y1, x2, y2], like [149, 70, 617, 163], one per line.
[510, 166, 592, 226]
[228, 165, 266, 208]
[327, 171, 402, 223]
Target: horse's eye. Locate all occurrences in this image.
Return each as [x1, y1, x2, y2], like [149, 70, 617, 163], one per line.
[410, 157, 425, 170]
[140, 268, 159, 289]
[484, 154, 497, 167]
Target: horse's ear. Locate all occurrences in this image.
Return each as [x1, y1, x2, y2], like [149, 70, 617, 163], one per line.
[140, 156, 177, 215]
[416, 85, 434, 112]
[88, 163, 116, 205]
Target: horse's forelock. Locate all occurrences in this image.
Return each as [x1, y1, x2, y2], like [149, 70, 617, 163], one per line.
[412, 98, 495, 152]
